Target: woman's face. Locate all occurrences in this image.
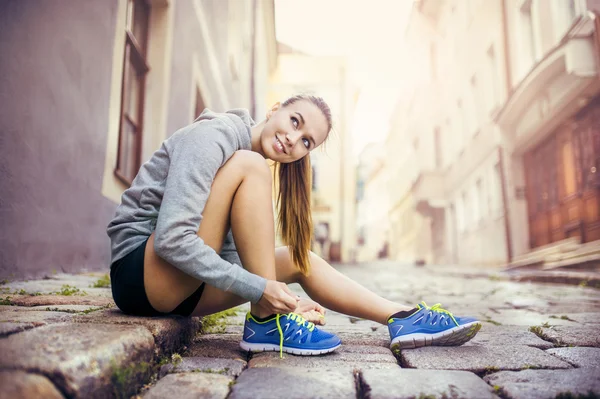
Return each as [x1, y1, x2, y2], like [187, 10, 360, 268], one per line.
[260, 100, 329, 163]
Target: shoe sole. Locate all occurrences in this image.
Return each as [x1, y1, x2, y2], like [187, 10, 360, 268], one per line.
[390, 321, 482, 350]
[240, 341, 341, 356]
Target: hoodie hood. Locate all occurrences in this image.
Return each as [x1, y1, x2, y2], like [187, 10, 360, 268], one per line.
[195, 108, 255, 148]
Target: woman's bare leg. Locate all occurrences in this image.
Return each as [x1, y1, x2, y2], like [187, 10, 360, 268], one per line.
[144, 150, 301, 315]
[275, 248, 413, 324]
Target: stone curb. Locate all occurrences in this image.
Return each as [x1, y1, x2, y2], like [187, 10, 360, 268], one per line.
[0, 323, 155, 398]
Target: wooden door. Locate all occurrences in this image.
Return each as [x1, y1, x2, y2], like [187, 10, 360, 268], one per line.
[575, 99, 600, 242]
[557, 124, 583, 241]
[525, 135, 561, 248]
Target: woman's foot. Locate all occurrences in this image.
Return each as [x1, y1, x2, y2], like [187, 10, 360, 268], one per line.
[240, 312, 341, 357]
[387, 302, 481, 350]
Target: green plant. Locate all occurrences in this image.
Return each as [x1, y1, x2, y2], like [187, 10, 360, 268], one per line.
[0, 296, 12, 305]
[110, 360, 152, 399]
[91, 274, 111, 288]
[201, 308, 239, 333]
[171, 353, 182, 365]
[54, 284, 87, 296]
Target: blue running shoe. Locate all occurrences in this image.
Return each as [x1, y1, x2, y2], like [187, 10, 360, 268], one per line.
[388, 302, 481, 349]
[240, 312, 341, 357]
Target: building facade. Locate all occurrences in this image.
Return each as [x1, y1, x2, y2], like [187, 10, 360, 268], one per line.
[267, 48, 357, 263]
[498, 0, 600, 266]
[386, 0, 600, 267]
[0, 0, 277, 279]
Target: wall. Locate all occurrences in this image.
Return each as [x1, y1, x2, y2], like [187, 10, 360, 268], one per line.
[0, 0, 120, 278]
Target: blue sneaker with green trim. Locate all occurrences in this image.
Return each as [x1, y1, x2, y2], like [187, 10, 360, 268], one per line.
[240, 312, 341, 357]
[388, 302, 481, 349]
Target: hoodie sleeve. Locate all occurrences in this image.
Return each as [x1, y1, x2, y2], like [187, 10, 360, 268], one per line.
[153, 121, 267, 304]
[220, 229, 243, 267]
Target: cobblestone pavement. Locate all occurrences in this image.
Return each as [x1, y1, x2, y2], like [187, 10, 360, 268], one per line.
[0, 261, 599, 398]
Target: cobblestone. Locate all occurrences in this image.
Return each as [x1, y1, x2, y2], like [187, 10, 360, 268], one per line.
[143, 372, 232, 399]
[546, 347, 600, 368]
[0, 323, 155, 398]
[399, 345, 572, 372]
[484, 369, 600, 399]
[360, 369, 499, 399]
[0, 370, 65, 399]
[1, 261, 599, 397]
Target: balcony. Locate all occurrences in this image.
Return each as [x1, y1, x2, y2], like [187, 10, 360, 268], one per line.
[495, 13, 599, 153]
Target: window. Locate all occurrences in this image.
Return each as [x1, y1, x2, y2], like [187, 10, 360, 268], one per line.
[492, 163, 502, 214]
[519, 0, 540, 71]
[457, 99, 466, 150]
[430, 42, 437, 81]
[552, 0, 580, 40]
[470, 75, 483, 133]
[486, 45, 500, 112]
[434, 127, 442, 168]
[116, 0, 150, 185]
[461, 191, 469, 230]
[476, 179, 485, 222]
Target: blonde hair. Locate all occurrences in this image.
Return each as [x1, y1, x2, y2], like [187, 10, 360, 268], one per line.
[275, 95, 332, 275]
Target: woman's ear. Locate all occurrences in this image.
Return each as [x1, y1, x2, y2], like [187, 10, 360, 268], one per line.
[266, 102, 281, 120]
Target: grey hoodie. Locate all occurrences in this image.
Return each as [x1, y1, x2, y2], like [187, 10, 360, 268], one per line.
[107, 109, 267, 304]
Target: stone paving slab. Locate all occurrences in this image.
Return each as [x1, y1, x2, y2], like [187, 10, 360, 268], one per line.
[360, 369, 499, 399]
[0, 323, 155, 398]
[477, 308, 579, 326]
[248, 346, 398, 369]
[0, 321, 36, 337]
[229, 367, 355, 399]
[0, 370, 65, 399]
[562, 312, 600, 325]
[8, 294, 114, 307]
[465, 325, 554, 349]
[187, 334, 248, 360]
[534, 325, 600, 347]
[74, 308, 201, 355]
[546, 347, 600, 368]
[144, 372, 232, 399]
[0, 308, 75, 326]
[484, 369, 600, 399]
[400, 345, 572, 373]
[158, 357, 246, 378]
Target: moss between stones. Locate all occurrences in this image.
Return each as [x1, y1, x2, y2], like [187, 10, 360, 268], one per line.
[200, 308, 240, 334]
[110, 359, 152, 399]
[529, 325, 569, 347]
[0, 296, 12, 305]
[91, 274, 111, 288]
[54, 285, 87, 296]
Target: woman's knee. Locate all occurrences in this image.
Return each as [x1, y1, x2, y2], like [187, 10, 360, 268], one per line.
[228, 150, 271, 180]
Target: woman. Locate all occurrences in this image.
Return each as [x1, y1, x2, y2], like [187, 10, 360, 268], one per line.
[107, 94, 481, 357]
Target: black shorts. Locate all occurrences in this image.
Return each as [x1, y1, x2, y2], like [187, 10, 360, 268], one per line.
[110, 237, 205, 317]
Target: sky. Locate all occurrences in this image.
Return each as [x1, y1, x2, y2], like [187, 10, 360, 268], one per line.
[274, 0, 415, 156]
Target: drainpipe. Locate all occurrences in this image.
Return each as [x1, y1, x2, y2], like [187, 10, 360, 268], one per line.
[249, 0, 257, 118]
[500, 0, 514, 262]
[593, 12, 600, 81]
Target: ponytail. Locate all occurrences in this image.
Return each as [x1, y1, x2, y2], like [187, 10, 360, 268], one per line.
[276, 156, 313, 275]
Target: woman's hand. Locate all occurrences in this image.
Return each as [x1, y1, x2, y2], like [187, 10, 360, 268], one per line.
[294, 297, 326, 325]
[257, 280, 299, 315]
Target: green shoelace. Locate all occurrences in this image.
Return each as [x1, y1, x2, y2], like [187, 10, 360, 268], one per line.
[275, 312, 315, 358]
